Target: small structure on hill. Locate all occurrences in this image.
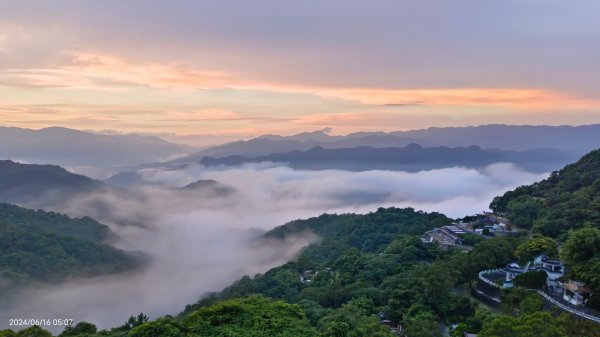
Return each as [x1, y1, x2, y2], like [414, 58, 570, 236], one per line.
[560, 280, 591, 306]
[422, 224, 467, 248]
[502, 254, 565, 293]
[479, 254, 594, 308]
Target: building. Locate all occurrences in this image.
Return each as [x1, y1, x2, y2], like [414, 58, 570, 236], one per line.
[478, 256, 596, 313]
[529, 255, 565, 293]
[560, 280, 591, 306]
[495, 255, 594, 307]
[475, 212, 510, 233]
[503, 262, 527, 288]
[502, 254, 565, 292]
[422, 225, 466, 247]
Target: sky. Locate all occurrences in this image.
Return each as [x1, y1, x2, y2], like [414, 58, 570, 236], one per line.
[1, 0, 600, 141]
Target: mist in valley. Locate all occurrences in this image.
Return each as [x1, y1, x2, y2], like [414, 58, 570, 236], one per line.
[0, 163, 548, 331]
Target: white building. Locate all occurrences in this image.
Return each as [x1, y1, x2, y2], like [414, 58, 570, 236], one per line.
[561, 280, 590, 306]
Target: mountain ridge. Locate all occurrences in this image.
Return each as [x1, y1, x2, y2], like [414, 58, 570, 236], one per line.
[162, 124, 600, 166]
[0, 126, 196, 168]
[490, 148, 600, 237]
[0, 160, 105, 206]
[198, 144, 578, 172]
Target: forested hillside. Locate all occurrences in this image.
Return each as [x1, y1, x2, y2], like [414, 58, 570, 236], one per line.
[0, 203, 142, 289]
[0, 160, 102, 205]
[183, 208, 524, 336]
[0, 296, 315, 337]
[490, 149, 600, 237]
[3, 207, 600, 336]
[265, 207, 451, 263]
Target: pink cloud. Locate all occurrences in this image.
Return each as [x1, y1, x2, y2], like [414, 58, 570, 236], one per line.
[1, 52, 596, 111]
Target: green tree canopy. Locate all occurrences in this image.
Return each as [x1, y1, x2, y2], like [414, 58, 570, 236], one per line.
[14, 326, 52, 337]
[59, 322, 97, 336]
[490, 149, 600, 237]
[513, 270, 547, 290]
[514, 234, 558, 263]
[560, 227, 600, 265]
[479, 312, 567, 337]
[185, 295, 315, 337]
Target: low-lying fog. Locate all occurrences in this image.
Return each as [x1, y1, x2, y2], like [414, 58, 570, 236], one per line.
[0, 163, 548, 332]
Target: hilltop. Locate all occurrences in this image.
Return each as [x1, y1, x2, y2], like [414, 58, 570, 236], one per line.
[491, 149, 600, 237]
[0, 203, 143, 290]
[0, 160, 104, 206]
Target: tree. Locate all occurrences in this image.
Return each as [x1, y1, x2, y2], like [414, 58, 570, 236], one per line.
[59, 322, 97, 336]
[450, 323, 468, 337]
[129, 317, 187, 337]
[122, 313, 149, 330]
[479, 312, 567, 337]
[570, 257, 600, 294]
[402, 311, 441, 337]
[318, 321, 350, 337]
[514, 234, 558, 263]
[513, 270, 547, 289]
[506, 197, 543, 229]
[318, 299, 395, 337]
[518, 294, 545, 314]
[488, 149, 600, 237]
[479, 315, 514, 337]
[298, 299, 331, 326]
[185, 295, 315, 337]
[500, 288, 531, 313]
[14, 326, 52, 337]
[420, 263, 459, 314]
[560, 227, 600, 265]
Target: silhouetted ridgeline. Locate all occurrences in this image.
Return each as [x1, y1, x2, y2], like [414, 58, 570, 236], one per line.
[199, 144, 577, 172]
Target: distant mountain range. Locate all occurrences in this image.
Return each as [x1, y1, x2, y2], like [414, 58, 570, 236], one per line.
[392, 124, 600, 151]
[170, 124, 600, 165]
[3, 124, 599, 176]
[0, 126, 195, 168]
[199, 144, 578, 172]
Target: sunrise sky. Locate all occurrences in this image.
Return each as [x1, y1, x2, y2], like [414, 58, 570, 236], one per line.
[1, 0, 600, 144]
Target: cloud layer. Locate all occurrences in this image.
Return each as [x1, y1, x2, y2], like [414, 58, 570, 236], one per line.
[0, 162, 547, 332]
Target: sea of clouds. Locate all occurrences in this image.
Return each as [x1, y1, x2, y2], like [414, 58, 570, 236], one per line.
[0, 162, 548, 332]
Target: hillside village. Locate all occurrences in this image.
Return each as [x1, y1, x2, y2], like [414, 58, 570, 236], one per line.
[421, 212, 511, 249]
[292, 211, 600, 336]
[421, 211, 600, 329]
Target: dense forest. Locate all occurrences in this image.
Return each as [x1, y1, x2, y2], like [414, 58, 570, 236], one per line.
[490, 149, 600, 238]
[0, 203, 142, 292]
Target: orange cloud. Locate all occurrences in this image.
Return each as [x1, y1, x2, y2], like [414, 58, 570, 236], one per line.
[287, 110, 457, 136]
[313, 87, 595, 110]
[0, 53, 241, 91]
[68, 53, 240, 90]
[166, 109, 292, 123]
[1, 52, 597, 111]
